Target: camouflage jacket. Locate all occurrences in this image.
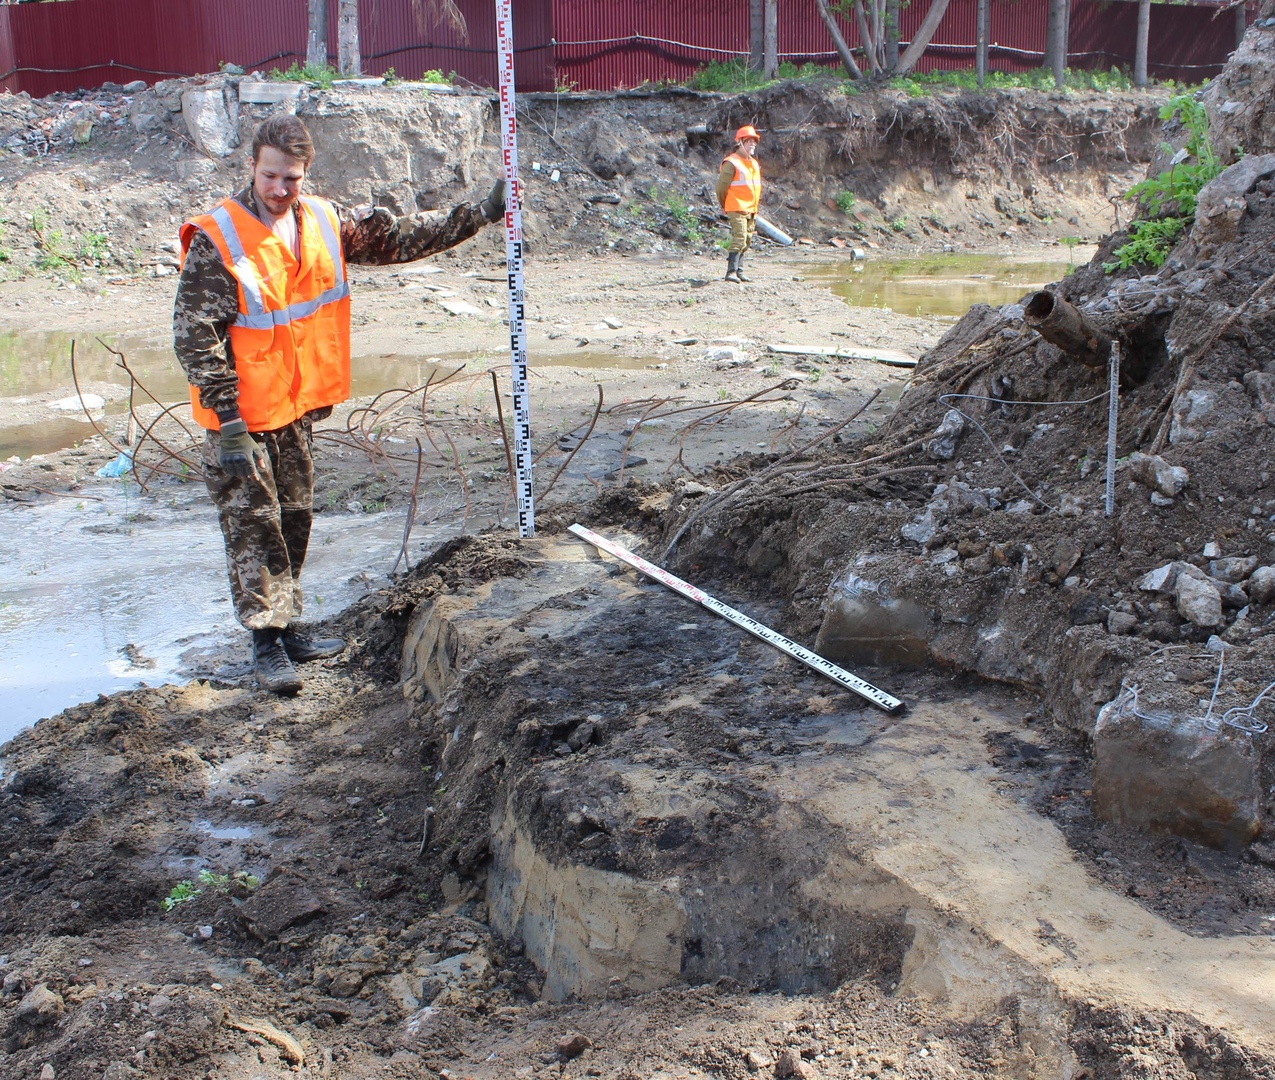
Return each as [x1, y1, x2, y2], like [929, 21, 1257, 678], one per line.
[173, 185, 488, 419]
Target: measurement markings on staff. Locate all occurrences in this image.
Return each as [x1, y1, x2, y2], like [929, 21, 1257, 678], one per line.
[495, 0, 535, 537]
[569, 524, 904, 713]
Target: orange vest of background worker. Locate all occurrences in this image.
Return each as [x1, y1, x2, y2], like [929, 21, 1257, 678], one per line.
[179, 195, 351, 433]
[716, 125, 763, 283]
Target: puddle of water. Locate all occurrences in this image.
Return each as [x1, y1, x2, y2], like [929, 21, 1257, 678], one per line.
[805, 253, 1080, 318]
[0, 481, 448, 743]
[0, 331, 658, 460]
[194, 820, 257, 841]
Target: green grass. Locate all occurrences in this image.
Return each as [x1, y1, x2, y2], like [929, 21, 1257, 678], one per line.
[270, 61, 339, 89]
[835, 190, 857, 214]
[649, 185, 702, 243]
[686, 58, 840, 93]
[889, 66, 1144, 96]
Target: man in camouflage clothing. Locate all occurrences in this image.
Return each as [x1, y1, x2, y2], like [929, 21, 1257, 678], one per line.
[175, 114, 504, 695]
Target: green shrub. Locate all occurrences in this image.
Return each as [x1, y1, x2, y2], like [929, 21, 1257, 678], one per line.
[686, 58, 839, 93]
[1105, 93, 1223, 271]
[271, 61, 339, 89]
[834, 190, 857, 214]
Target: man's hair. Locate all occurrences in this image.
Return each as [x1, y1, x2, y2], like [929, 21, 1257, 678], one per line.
[252, 114, 315, 165]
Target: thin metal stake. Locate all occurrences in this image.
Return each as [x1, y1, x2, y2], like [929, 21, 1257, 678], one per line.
[1105, 343, 1120, 517]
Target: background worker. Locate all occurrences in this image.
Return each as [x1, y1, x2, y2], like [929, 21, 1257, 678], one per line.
[716, 125, 762, 283]
[174, 114, 505, 695]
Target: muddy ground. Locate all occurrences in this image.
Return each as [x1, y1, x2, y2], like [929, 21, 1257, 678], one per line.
[4, 48, 1275, 1080]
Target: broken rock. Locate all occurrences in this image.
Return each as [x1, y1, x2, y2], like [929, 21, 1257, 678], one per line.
[774, 1048, 819, 1079]
[924, 408, 966, 460]
[1169, 387, 1216, 444]
[15, 984, 64, 1026]
[1127, 452, 1189, 497]
[557, 1033, 592, 1059]
[1208, 555, 1258, 583]
[1175, 573, 1224, 628]
[1247, 565, 1275, 604]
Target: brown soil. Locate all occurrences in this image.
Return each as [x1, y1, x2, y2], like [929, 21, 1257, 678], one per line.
[5, 44, 1275, 1080]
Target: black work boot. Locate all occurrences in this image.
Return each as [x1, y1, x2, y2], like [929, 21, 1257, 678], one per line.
[724, 252, 741, 283]
[735, 254, 750, 282]
[252, 629, 303, 696]
[280, 626, 347, 663]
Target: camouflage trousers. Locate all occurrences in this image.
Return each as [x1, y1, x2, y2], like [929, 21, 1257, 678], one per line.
[200, 416, 314, 631]
[727, 211, 756, 254]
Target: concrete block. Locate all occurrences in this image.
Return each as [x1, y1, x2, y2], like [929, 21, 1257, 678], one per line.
[1093, 692, 1261, 849]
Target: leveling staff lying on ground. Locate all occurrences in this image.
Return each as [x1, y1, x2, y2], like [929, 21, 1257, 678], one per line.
[174, 113, 505, 696]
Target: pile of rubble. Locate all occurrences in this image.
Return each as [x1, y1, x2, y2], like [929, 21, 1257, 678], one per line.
[668, 2, 1275, 854]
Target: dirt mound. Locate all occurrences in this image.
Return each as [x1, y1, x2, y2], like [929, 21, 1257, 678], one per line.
[0, 73, 1162, 285]
[666, 8, 1275, 847]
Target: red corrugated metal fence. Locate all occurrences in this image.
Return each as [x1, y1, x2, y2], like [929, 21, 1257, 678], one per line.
[0, 0, 554, 97]
[0, 0, 1250, 97]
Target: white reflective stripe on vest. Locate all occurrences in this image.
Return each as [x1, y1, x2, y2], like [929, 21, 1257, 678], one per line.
[301, 196, 346, 287]
[210, 204, 267, 318]
[234, 281, 352, 330]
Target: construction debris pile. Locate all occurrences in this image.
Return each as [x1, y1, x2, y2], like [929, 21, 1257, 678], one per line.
[667, 3, 1275, 853]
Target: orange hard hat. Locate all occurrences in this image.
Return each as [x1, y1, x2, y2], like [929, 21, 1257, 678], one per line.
[735, 125, 760, 143]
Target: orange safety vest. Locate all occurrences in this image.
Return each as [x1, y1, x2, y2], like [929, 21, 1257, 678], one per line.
[180, 195, 351, 432]
[722, 152, 762, 215]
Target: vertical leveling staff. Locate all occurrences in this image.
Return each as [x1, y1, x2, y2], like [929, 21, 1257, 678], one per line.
[495, 0, 535, 537]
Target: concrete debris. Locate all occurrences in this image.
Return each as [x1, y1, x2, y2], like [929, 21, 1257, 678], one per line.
[928, 480, 990, 516]
[1094, 691, 1261, 849]
[703, 346, 747, 365]
[900, 508, 938, 545]
[924, 408, 966, 461]
[1175, 573, 1224, 628]
[1127, 451, 1189, 497]
[1169, 387, 1216, 444]
[181, 85, 240, 158]
[1209, 555, 1258, 583]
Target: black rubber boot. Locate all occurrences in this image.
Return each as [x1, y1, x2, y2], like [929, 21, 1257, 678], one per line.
[252, 629, 303, 696]
[724, 252, 741, 282]
[735, 254, 750, 282]
[280, 627, 347, 663]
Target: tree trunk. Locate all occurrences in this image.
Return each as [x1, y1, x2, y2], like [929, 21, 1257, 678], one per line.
[1133, 0, 1150, 87]
[975, 0, 988, 87]
[763, 0, 779, 78]
[884, 0, 900, 71]
[896, 0, 952, 75]
[853, 0, 882, 73]
[814, 0, 863, 79]
[337, 0, 360, 76]
[750, 0, 765, 71]
[1045, 0, 1066, 87]
[307, 0, 328, 70]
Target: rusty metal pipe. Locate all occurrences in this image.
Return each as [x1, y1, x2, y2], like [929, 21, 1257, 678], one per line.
[1024, 289, 1112, 368]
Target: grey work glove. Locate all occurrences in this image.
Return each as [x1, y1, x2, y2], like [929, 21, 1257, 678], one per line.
[218, 418, 267, 479]
[479, 178, 507, 223]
